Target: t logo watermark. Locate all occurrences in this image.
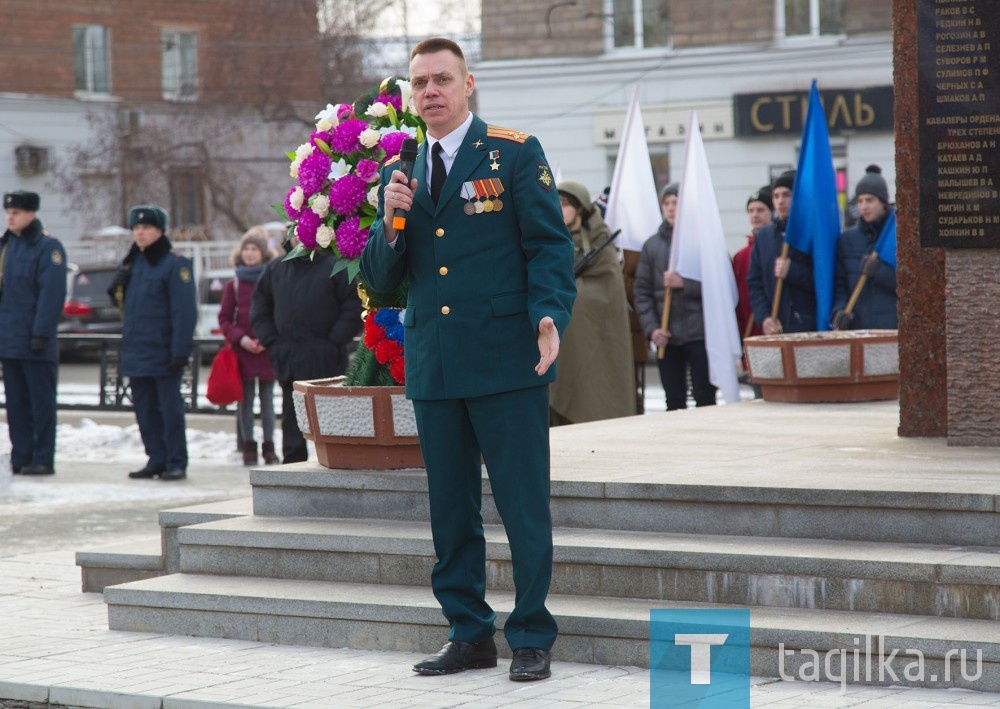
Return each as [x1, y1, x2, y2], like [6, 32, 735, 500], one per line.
[651, 609, 750, 708]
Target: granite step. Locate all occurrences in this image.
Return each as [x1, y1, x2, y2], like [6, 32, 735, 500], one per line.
[103, 573, 1000, 691]
[248, 467, 1000, 546]
[174, 515, 1000, 619]
[75, 537, 163, 593]
[75, 497, 254, 592]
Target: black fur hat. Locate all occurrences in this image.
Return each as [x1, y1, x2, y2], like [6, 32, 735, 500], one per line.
[3, 191, 40, 211]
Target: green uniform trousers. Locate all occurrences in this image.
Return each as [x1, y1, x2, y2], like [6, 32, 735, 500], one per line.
[412, 385, 557, 651]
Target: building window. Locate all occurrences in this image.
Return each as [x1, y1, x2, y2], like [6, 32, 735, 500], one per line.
[73, 25, 111, 94]
[162, 30, 198, 100]
[779, 0, 844, 38]
[169, 168, 204, 227]
[612, 0, 669, 49]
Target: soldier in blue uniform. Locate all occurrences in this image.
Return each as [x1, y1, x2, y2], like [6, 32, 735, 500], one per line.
[361, 38, 576, 682]
[109, 205, 197, 481]
[0, 191, 67, 476]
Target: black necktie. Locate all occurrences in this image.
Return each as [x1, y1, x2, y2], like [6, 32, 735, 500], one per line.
[430, 142, 446, 205]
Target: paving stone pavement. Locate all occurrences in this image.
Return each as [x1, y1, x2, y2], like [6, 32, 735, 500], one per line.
[2, 414, 1000, 707]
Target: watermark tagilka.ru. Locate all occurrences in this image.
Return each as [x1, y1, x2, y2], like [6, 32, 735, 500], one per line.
[651, 609, 985, 708]
[779, 633, 983, 694]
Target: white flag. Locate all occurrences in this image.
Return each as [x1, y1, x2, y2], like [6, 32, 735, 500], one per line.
[672, 111, 742, 404]
[605, 86, 662, 253]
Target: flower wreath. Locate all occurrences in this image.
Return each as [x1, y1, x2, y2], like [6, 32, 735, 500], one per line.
[275, 77, 425, 386]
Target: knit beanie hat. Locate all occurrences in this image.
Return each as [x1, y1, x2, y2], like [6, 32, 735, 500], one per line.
[233, 225, 274, 265]
[747, 186, 773, 212]
[772, 170, 795, 192]
[659, 182, 679, 202]
[855, 165, 889, 204]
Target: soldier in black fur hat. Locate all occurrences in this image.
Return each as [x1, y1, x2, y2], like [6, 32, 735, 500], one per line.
[110, 204, 197, 481]
[0, 191, 67, 475]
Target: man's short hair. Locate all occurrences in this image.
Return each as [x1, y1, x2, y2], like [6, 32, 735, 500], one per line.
[410, 37, 467, 72]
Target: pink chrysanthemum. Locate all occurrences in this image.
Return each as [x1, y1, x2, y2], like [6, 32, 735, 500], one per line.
[330, 119, 367, 154]
[335, 216, 369, 260]
[356, 159, 379, 182]
[328, 173, 368, 216]
[310, 130, 334, 148]
[375, 93, 403, 112]
[284, 187, 301, 221]
[295, 209, 320, 249]
[379, 131, 408, 160]
[336, 103, 353, 120]
[297, 151, 331, 198]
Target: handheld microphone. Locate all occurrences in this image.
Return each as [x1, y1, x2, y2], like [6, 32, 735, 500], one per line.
[391, 138, 419, 232]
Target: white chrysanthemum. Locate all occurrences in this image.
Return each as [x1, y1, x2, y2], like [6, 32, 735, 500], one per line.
[311, 194, 330, 218]
[359, 128, 381, 148]
[289, 186, 304, 211]
[367, 185, 380, 208]
[365, 102, 389, 118]
[327, 158, 350, 182]
[315, 225, 334, 248]
[316, 119, 333, 132]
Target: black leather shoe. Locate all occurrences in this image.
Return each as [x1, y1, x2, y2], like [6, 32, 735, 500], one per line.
[19, 464, 55, 476]
[128, 466, 165, 479]
[413, 639, 498, 675]
[12, 465, 23, 475]
[160, 467, 187, 481]
[509, 648, 551, 681]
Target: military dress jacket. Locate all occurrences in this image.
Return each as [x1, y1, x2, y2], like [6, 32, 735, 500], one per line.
[118, 239, 197, 378]
[0, 219, 67, 362]
[360, 114, 576, 401]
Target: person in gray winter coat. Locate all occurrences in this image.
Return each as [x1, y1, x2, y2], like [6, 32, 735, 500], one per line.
[633, 183, 716, 411]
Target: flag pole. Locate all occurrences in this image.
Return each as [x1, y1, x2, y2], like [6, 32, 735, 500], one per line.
[842, 252, 879, 317]
[768, 243, 789, 333]
[657, 289, 672, 359]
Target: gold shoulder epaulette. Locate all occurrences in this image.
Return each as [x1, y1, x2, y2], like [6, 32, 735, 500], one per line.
[384, 154, 402, 167]
[487, 125, 531, 144]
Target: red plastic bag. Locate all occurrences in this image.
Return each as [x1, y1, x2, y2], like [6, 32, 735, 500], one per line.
[206, 343, 243, 405]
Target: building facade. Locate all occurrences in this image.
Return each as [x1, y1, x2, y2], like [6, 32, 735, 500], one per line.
[473, 0, 893, 251]
[0, 0, 323, 247]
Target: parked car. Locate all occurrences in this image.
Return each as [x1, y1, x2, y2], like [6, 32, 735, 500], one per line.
[196, 268, 234, 361]
[58, 263, 122, 355]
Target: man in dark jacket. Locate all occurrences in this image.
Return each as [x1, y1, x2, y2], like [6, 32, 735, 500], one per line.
[250, 240, 362, 464]
[111, 205, 197, 481]
[831, 166, 897, 330]
[747, 170, 817, 335]
[0, 191, 67, 475]
[633, 183, 716, 410]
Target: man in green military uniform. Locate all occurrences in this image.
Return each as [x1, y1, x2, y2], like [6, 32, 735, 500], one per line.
[360, 38, 575, 682]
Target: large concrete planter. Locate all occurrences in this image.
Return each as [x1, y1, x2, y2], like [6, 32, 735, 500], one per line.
[291, 378, 423, 469]
[744, 330, 899, 403]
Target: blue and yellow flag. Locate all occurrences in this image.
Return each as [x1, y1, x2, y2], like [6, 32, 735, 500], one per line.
[785, 81, 841, 331]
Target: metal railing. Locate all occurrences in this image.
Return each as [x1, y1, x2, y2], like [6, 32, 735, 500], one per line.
[0, 335, 236, 415]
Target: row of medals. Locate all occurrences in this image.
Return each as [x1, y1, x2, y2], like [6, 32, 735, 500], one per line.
[464, 197, 504, 215]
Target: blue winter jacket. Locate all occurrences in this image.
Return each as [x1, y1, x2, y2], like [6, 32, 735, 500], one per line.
[0, 219, 67, 362]
[746, 219, 817, 333]
[117, 237, 197, 377]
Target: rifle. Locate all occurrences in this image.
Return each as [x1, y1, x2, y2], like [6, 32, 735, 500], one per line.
[573, 229, 621, 277]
